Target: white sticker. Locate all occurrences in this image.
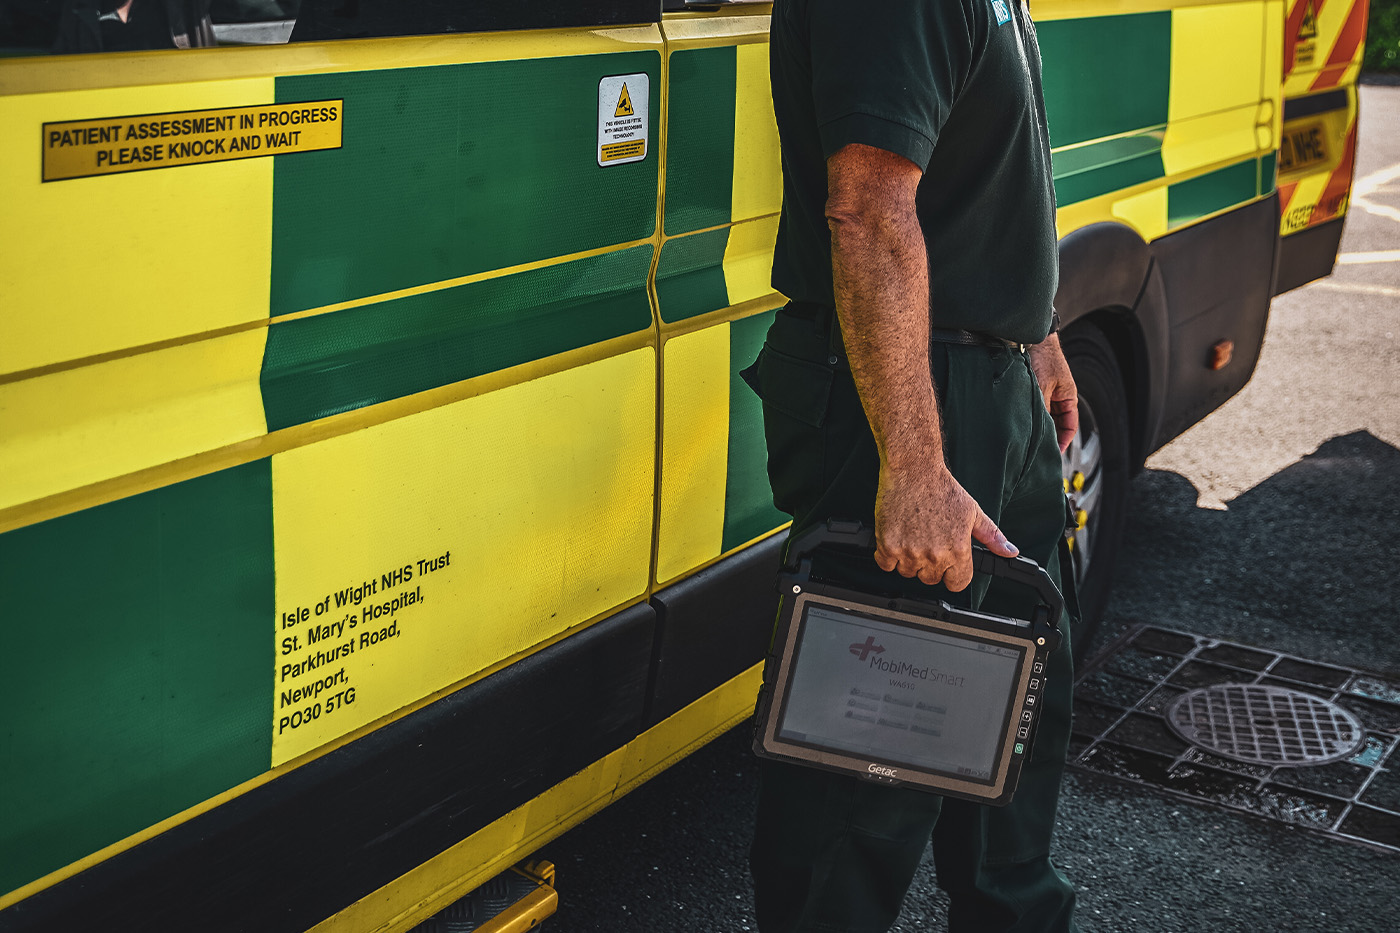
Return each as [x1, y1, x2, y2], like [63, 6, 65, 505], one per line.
[597, 73, 649, 167]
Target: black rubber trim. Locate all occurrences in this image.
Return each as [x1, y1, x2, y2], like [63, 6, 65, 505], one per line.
[292, 0, 661, 40]
[1275, 217, 1344, 295]
[1150, 195, 1279, 448]
[646, 534, 784, 726]
[1283, 88, 1349, 122]
[0, 605, 655, 933]
[1054, 222, 1154, 327]
[1053, 222, 1166, 467]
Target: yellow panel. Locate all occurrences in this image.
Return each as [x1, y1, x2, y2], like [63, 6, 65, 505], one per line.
[0, 80, 274, 376]
[1264, 1, 1285, 102]
[723, 214, 782, 307]
[656, 326, 730, 585]
[1163, 4, 1265, 175]
[1161, 106, 1261, 175]
[1056, 182, 1143, 240]
[662, 12, 772, 46]
[1110, 186, 1170, 241]
[731, 41, 782, 223]
[308, 663, 762, 933]
[1168, 4, 1264, 120]
[0, 329, 268, 513]
[270, 349, 657, 765]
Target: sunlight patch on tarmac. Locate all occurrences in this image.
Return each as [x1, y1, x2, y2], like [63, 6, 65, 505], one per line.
[1335, 249, 1400, 264]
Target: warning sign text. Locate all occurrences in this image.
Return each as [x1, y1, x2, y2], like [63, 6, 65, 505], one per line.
[42, 100, 343, 182]
[597, 73, 649, 167]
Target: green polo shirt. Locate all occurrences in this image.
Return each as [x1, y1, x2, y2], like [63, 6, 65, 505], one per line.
[769, 0, 1059, 345]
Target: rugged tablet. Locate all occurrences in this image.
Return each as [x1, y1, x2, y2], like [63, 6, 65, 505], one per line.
[753, 520, 1063, 806]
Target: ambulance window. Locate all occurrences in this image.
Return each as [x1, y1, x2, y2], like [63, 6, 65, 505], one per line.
[288, 0, 661, 41]
[212, 1, 300, 46]
[0, 1, 301, 57]
[0, 1, 662, 58]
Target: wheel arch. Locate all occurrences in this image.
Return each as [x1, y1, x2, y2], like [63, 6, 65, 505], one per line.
[1055, 222, 1170, 470]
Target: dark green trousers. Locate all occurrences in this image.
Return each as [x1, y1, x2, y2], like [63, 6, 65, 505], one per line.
[747, 309, 1079, 933]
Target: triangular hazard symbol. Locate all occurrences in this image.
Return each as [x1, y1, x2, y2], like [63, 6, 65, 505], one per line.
[615, 83, 635, 118]
[1300, 0, 1318, 38]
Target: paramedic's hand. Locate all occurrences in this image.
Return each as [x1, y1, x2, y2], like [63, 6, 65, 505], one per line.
[1029, 334, 1079, 453]
[874, 465, 1018, 592]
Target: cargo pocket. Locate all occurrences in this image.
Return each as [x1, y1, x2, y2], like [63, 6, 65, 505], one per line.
[742, 343, 834, 427]
[741, 343, 836, 517]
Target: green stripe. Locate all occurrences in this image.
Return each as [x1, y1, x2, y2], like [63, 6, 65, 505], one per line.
[1038, 13, 1171, 149]
[1168, 159, 1259, 229]
[1053, 134, 1165, 206]
[655, 228, 730, 323]
[261, 246, 654, 431]
[664, 45, 736, 235]
[0, 462, 273, 894]
[271, 52, 660, 316]
[722, 309, 786, 552]
[1261, 152, 1277, 195]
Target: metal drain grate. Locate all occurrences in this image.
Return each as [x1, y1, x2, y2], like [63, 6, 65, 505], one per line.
[1165, 684, 1367, 766]
[1070, 625, 1400, 855]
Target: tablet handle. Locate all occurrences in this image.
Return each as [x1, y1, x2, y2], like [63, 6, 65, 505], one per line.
[782, 518, 1064, 633]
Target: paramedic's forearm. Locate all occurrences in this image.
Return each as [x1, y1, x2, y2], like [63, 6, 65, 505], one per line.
[825, 144, 1018, 591]
[827, 157, 940, 474]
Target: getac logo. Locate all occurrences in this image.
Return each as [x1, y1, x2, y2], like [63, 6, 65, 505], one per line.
[849, 636, 885, 661]
[868, 764, 898, 777]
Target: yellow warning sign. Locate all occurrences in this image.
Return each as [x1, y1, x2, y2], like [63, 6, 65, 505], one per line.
[598, 73, 648, 167]
[614, 83, 635, 118]
[1299, 0, 1318, 39]
[42, 100, 343, 182]
[1295, 0, 1319, 65]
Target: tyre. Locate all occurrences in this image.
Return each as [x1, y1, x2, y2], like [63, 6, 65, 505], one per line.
[1059, 324, 1131, 664]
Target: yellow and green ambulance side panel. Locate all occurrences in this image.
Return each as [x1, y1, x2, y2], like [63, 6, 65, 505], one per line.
[654, 10, 787, 590]
[0, 6, 795, 927]
[1038, 0, 1281, 244]
[1, 25, 671, 924]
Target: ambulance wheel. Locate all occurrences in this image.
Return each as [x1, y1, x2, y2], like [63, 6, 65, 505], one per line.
[1059, 325, 1131, 664]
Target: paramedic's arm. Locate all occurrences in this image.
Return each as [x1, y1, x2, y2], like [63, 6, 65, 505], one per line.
[826, 143, 1018, 592]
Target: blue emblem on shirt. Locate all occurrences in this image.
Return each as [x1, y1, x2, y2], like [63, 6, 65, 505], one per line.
[992, 0, 1011, 24]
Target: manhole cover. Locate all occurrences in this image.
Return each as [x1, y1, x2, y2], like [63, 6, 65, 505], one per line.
[1165, 684, 1367, 766]
[1070, 627, 1400, 853]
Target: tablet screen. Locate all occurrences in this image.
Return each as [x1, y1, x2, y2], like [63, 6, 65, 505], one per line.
[775, 603, 1024, 783]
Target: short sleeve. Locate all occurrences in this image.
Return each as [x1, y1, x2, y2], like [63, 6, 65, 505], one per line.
[805, 0, 977, 170]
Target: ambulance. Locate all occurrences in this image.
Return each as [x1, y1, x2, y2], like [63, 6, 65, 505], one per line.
[0, 0, 1367, 929]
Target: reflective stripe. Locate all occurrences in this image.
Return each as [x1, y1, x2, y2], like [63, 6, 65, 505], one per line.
[0, 330, 267, 513]
[1309, 0, 1369, 90]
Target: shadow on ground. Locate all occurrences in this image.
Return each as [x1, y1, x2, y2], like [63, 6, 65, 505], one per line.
[1094, 430, 1400, 675]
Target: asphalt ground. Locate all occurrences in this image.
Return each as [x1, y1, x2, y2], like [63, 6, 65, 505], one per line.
[539, 83, 1400, 933]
